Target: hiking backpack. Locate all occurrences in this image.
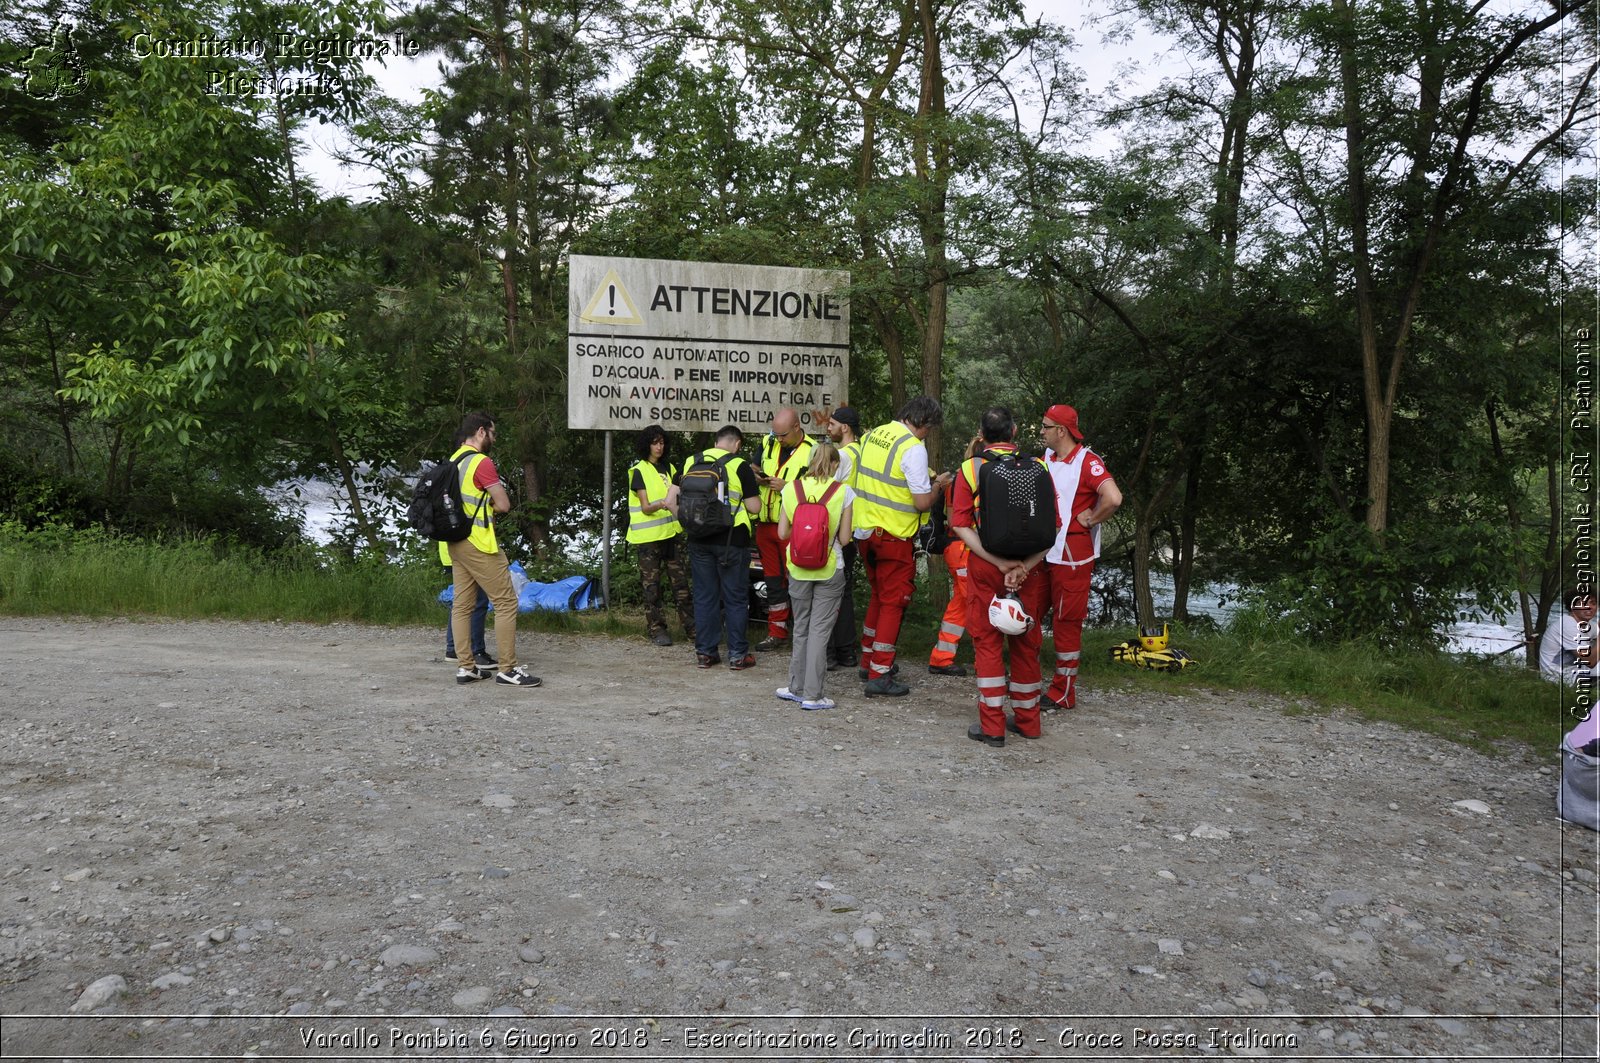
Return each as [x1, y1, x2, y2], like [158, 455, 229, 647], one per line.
[407, 452, 476, 542]
[677, 452, 737, 538]
[975, 449, 1057, 559]
[787, 480, 841, 569]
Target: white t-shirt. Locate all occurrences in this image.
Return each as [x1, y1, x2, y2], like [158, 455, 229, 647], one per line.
[1541, 611, 1600, 684]
[835, 447, 854, 484]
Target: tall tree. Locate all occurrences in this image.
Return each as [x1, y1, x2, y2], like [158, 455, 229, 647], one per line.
[1316, 0, 1596, 537]
[398, 0, 629, 554]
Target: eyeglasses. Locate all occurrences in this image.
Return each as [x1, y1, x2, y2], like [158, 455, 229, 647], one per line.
[1041, 423, 1061, 432]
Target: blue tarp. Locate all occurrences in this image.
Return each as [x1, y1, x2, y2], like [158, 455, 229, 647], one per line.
[438, 562, 601, 613]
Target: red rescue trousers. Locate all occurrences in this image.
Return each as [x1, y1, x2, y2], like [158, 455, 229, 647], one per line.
[928, 541, 970, 668]
[754, 522, 791, 640]
[857, 530, 916, 678]
[1045, 559, 1094, 707]
[966, 553, 1049, 738]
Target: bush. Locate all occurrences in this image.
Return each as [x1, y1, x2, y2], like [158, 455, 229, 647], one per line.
[1249, 520, 1513, 651]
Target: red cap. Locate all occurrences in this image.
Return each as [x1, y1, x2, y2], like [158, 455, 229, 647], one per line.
[1044, 404, 1083, 442]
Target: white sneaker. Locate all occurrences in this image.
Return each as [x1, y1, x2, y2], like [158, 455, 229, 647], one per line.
[456, 666, 491, 684]
[801, 696, 836, 711]
[776, 687, 803, 703]
[495, 667, 542, 687]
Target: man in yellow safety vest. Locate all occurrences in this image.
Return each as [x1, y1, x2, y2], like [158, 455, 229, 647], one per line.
[852, 396, 953, 697]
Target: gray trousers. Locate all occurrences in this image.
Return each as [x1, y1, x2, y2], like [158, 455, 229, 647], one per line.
[788, 567, 847, 700]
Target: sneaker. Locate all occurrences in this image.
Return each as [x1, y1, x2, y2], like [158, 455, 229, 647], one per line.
[755, 636, 787, 652]
[651, 631, 673, 647]
[728, 654, 757, 671]
[456, 666, 491, 684]
[927, 662, 967, 677]
[473, 651, 497, 668]
[494, 667, 542, 687]
[696, 653, 721, 669]
[967, 723, 1004, 748]
[862, 676, 910, 697]
[801, 696, 836, 711]
[859, 663, 901, 682]
[776, 687, 803, 703]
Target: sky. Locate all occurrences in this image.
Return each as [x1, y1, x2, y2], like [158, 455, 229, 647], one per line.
[294, 0, 1177, 199]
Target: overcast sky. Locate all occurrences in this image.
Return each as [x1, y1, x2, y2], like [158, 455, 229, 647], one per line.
[295, 0, 1176, 199]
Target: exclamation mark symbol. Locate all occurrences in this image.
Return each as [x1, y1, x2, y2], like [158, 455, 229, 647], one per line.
[608, 284, 616, 316]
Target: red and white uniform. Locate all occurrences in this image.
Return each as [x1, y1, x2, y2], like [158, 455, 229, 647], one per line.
[952, 443, 1051, 739]
[1044, 445, 1112, 708]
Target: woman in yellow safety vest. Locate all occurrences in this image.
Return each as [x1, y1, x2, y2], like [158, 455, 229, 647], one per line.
[627, 425, 695, 647]
[776, 442, 855, 710]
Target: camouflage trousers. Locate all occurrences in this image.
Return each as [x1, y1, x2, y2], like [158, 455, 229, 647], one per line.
[638, 538, 695, 638]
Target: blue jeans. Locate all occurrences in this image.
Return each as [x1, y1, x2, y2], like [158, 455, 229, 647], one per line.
[689, 542, 750, 659]
[444, 583, 490, 658]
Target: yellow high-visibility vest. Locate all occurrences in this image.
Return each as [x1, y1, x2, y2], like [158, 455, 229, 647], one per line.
[687, 447, 754, 536]
[625, 459, 682, 544]
[451, 444, 498, 554]
[757, 433, 816, 523]
[853, 421, 923, 538]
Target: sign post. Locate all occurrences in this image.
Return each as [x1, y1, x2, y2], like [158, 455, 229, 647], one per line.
[567, 256, 851, 611]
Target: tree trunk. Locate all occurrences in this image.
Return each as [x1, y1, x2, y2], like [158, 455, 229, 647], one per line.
[44, 320, 77, 474]
[1173, 446, 1202, 623]
[1133, 514, 1156, 628]
[327, 429, 383, 555]
[914, 0, 950, 471]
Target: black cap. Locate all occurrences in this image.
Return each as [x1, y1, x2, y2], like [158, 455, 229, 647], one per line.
[830, 407, 862, 433]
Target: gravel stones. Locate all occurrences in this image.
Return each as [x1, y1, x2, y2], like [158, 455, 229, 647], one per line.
[451, 986, 491, 1010]
[71, 975, 128, 1012]
[379, 945, 439, 968]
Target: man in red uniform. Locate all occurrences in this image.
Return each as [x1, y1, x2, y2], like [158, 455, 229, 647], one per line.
[1041, 404, 1121, 710]
[950, 407, 1054, 746]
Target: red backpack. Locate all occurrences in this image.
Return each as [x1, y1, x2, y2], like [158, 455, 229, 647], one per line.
[787, 480, 841, 569]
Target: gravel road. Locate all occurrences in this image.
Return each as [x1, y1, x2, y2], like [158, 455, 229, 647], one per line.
[0, 617, 1595, 1060]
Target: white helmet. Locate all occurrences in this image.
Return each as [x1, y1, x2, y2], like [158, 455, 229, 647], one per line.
[988, 593, 1034, 636]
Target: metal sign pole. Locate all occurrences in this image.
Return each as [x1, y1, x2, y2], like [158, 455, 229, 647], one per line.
[601, 430, 613, 610]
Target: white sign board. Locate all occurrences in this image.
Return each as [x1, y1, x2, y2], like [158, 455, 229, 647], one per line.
[567, 255, 850, 434]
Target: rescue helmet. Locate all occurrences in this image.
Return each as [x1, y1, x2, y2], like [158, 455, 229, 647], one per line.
[1138, 623, 1170, 653]
[988, 593, 1034, 636]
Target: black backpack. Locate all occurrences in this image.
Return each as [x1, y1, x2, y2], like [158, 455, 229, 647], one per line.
[407, 451, 476, 542]
[975, 449, 1056, 559]
[677, 452, 737, 538]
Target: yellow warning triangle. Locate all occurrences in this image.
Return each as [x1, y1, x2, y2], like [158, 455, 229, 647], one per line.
[579, 269, 644, 325]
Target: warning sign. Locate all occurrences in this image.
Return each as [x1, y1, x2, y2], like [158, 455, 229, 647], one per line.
[568, 255, 850, 434]
[579, 270, 643, 325]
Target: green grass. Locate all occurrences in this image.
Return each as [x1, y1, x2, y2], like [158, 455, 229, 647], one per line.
[0, 528, 1570, 752]
[885, 570, 1567, 755]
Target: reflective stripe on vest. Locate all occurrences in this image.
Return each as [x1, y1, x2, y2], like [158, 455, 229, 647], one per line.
[842, 440, 863, 490]
[626, 459, 682, 544]
[758, 434, 816, 523]
[853, 422, 921, 537]
[451, 445, 498, 554]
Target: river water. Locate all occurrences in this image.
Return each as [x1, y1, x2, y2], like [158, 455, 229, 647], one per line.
[267, 479, 1529, 660]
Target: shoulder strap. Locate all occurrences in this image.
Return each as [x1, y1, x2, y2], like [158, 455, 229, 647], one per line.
[794, 479, 809, 505]
[817, 481, 840, 505]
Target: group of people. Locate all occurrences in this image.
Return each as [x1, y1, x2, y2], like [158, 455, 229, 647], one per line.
[620, 398, 1121, 745]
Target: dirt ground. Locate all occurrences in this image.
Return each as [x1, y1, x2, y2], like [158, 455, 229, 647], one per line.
[1, 616, 1596, 1061]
